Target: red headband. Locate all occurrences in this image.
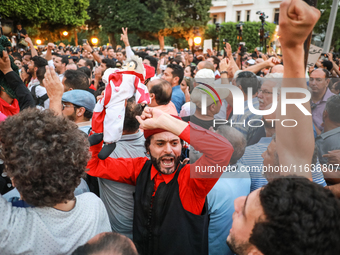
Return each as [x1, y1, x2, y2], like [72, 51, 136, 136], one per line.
[143, 115, 182, 139]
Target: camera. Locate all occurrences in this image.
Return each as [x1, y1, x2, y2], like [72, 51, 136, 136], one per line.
[256, 11, 268, 23]
[239, 43, 247, 56]
[82, 39, 87, 44]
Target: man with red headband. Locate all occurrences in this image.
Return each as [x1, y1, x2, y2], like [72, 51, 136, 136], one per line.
[87, 107, 234, 255]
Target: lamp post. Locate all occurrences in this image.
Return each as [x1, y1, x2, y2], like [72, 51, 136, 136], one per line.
[256, 11, 268, 51]
[236, 22, 244, 42]
[215, 23, 221, 53]
[264, 31, 269, 54]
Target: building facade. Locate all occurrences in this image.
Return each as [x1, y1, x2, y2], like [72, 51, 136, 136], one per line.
[209, 0, 282, 24]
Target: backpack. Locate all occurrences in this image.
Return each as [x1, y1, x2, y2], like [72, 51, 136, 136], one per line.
[31, 85, 49, 107]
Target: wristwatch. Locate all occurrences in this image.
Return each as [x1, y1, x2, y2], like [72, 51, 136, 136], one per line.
[220, 71, 228, 75]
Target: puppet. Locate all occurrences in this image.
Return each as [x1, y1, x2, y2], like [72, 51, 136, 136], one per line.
[89, 55, 151, 159]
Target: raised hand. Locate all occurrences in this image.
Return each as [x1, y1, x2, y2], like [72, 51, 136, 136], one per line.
[120, 27, 130, 47]
[224, 43, 232, 59]
[24, 37, 33, 46]
[219, 58, 230, 72]
[278, 0, 320, 48]
[83, 43, 93, 53]
[43, 66, 64, 101]
[47, 43, 55, 51]
[265, 57, 281, 67]
[136, 107, 165, 130]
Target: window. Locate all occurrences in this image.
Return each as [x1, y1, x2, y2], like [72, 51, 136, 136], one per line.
[213, 15, 217, 24]
[274, 8, 279, 24]
[246, 10, 250, 21]
[236, 11, 241, 22]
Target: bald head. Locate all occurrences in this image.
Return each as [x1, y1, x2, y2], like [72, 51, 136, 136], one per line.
[270, 64, 284, 74]
[72, 232, 138, 255]
[195, 61, 214, 74]
[148, 78, 172, 107]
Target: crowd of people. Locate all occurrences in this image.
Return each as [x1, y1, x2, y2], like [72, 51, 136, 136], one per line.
[1, 0, 340, 254]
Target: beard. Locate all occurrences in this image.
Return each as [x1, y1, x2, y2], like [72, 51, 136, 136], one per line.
[66, 111, 77, 122]
[150, 153, 181, 175]
[226, 233, 250, 255]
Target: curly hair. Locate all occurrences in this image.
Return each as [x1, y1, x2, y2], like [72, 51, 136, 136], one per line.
[0, 108, 90, 207]
[249, 178, 340, 255]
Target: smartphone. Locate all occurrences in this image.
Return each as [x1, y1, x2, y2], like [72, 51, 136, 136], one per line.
[82, 39, 87, 44]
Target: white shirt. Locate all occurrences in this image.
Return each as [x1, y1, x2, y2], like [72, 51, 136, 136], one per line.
[29, 84, 50, 110]
[0, 192, 111, 255]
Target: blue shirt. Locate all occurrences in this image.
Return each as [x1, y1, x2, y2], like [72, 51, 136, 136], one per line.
[239, 137, 327, 192]
[207, 164, 251, 255]
[171, 85, 185, 114]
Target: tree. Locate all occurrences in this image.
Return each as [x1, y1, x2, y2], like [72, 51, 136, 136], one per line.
[147, 0, 212, 48]
[87, 0, 164, 47]
[313, 0, 340, 51]
[204, 22, 276, 53]
[87, 0, 212, 49]
[0, 0, 89, 27]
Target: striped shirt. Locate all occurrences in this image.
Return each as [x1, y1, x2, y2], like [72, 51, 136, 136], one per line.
[239, 137, 326, 192]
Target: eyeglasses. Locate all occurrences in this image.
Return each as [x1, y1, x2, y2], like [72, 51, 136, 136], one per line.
[258, 89, 273, 95]
[62, 103, 75, 110]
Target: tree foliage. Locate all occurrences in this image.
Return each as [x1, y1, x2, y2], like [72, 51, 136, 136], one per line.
[155, 0, 212, 39]
[0, 0, 89, 28]
[204, 22, 276, 52]
[87, 0, 212, 46]
[314, 0, 340, 51]
[87, 0, 164, 45]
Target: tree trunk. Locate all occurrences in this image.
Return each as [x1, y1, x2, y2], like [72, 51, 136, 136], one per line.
[109, 33, 117, 49]
[158, 33, 164, 50]
[74, 29, 78, 46]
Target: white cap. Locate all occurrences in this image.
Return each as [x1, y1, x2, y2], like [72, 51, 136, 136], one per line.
[195, 69, 215, 79]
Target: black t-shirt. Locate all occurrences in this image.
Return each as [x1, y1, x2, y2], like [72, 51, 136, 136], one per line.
[14, 28, 27, 42]
[181, 115, 222, 130]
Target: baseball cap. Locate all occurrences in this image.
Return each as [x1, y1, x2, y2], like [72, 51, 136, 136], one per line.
[191, 81, 230, 108]
[71, 48, 79, 54]
[62, 90, 96, 112]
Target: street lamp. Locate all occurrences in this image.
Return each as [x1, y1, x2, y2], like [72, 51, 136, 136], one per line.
[215, 23, 221, 53]
[236, 22, 244, 42]
[256, 11, 268, 51]
[36, 39, 42, 45]
[62, 31, 68, 36]
[91, 37, 99, 46]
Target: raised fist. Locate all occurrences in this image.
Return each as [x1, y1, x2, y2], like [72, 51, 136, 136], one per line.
[278, 0, 320, 48]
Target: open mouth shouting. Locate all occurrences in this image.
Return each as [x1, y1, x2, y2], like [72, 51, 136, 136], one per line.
[151, 153, 181, 175]
[161, 156, 175, 168]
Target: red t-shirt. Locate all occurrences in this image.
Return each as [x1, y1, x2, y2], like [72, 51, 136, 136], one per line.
[87, 123, 233, 215]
